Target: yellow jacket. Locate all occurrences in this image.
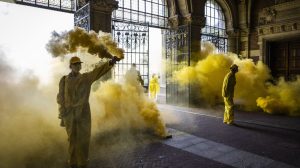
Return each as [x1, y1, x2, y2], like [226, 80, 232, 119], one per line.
[149, 76, 160, 93]
[222, 71, 236, 98]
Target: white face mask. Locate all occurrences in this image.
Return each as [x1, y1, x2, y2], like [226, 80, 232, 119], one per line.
[70, 63, 82, 73]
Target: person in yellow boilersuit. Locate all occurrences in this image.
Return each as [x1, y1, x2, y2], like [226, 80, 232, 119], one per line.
[149, 74, 160, 101]
[222, 64, 238, 125]
[57, 56, 120, 168]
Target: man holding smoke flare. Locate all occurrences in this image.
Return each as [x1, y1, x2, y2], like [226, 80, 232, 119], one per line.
[222, 64, 239, 125]
[57, 55, 120, 168]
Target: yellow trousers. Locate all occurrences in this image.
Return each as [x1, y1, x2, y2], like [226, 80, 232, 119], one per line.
[223, 97, 234, 124]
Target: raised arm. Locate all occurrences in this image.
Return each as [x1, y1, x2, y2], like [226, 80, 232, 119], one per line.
[85, 56, 120, 83]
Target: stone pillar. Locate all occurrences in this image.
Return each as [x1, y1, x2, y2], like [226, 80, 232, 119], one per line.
[166, 0, 179, 28]
[227, 29, 240, 54]
[87, 0, 118, 80]
[89, 0, 118, 33]
[188, 15, 206, 107]
[190, 15, 206, 63]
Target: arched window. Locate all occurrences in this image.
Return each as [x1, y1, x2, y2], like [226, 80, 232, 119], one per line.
[201, 0, 228, 52]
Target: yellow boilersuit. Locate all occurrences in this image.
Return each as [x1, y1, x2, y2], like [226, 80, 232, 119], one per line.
[57, 62, 112, 167]
[222, 71, 236, 124]
[149, 76, 160, 99]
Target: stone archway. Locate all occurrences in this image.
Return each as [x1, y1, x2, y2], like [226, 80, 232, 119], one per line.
[214, 0, 239, 53]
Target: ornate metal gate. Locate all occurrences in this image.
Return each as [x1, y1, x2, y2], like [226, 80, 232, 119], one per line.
[165, 25, 191, 106]
[74, 3, 90, 31]
[16, 0, 75, 13]
[112, 21, 149, 88]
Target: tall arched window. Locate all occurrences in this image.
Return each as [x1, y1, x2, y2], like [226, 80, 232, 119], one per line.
[201, 0, 228, 52]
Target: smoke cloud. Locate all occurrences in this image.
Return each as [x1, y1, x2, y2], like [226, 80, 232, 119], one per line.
[0, 47, 168, 167]
[173, 42, 300, 116]
[257, 77, 300, 116]
[46, 27, 124, 59]
[0, 52, 67, 168]
[91, 69, 167, 137]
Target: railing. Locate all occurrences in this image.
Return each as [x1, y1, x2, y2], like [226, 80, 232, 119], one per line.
[16, 0, 75, 13]
[74, 2, 90, 31]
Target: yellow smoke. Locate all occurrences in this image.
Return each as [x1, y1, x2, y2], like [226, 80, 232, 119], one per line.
[172, 42, 300, 115]
[257, 77, 300, 116]
[0, 48, 168, 167]
[0, 54, 67, 168]
[46, 27, 124, 59]
[92, 69, 167, 137]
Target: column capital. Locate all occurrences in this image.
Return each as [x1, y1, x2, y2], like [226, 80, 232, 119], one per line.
[182, 14, 192, 25]
[168, 15, 179, 28]
[227, 28, 240, 36]
[90, 0, 118, 13]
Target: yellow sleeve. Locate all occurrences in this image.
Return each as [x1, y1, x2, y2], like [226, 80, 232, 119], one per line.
[222, 73, 236, 98]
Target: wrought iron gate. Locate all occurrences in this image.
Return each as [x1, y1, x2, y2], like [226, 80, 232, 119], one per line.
[112, 21, 149, 88]
[165, 25, 191, 106]
[74, 3, 90, 31]
[16, 0, 75, 13]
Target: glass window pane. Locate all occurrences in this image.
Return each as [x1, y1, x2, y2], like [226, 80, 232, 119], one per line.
[139, 1, 145, 12]
[124, 0, 130, 8]
[146, 1, 152, 13]
[132, 11, 138, 22]
[132, 0, 138, 10]
[112, 0, 168, 28]
[202, 0, 228, 52]
[139, 14, 145, 23]
[152, 3, 159, 15]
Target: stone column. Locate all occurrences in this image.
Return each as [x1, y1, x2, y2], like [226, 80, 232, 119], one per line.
[227, 29, 240, 54]
[188, 15, 206, 107]
[87, 0, 118, 80]
[166, 0, 179, 28]
[89, 0, 118, 33]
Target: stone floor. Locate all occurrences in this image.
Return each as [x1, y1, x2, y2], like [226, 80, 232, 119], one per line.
[85, 103, 300, 168]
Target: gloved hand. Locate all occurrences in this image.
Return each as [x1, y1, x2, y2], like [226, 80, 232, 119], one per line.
[109, 56, 121, 65]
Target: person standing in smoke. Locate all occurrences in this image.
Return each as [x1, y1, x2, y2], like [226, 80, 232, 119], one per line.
[57, 56, 120, 168]
[130, 63, 144, 86]
[222, 64, 238, 125]
[149, 73, 160, 101]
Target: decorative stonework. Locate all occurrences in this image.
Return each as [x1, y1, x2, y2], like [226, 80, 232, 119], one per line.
[227, 29, 240, 36]
[191, 16, 206, 28]
[258, 22, 299, 35]
[168, 15, 179, 28]
[275, 0, 295, 4]
[182, 14, 192, 25]
[258, 8, 277, 25]
[257, 0, 300, 35]
[90, 0, 118, 13]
